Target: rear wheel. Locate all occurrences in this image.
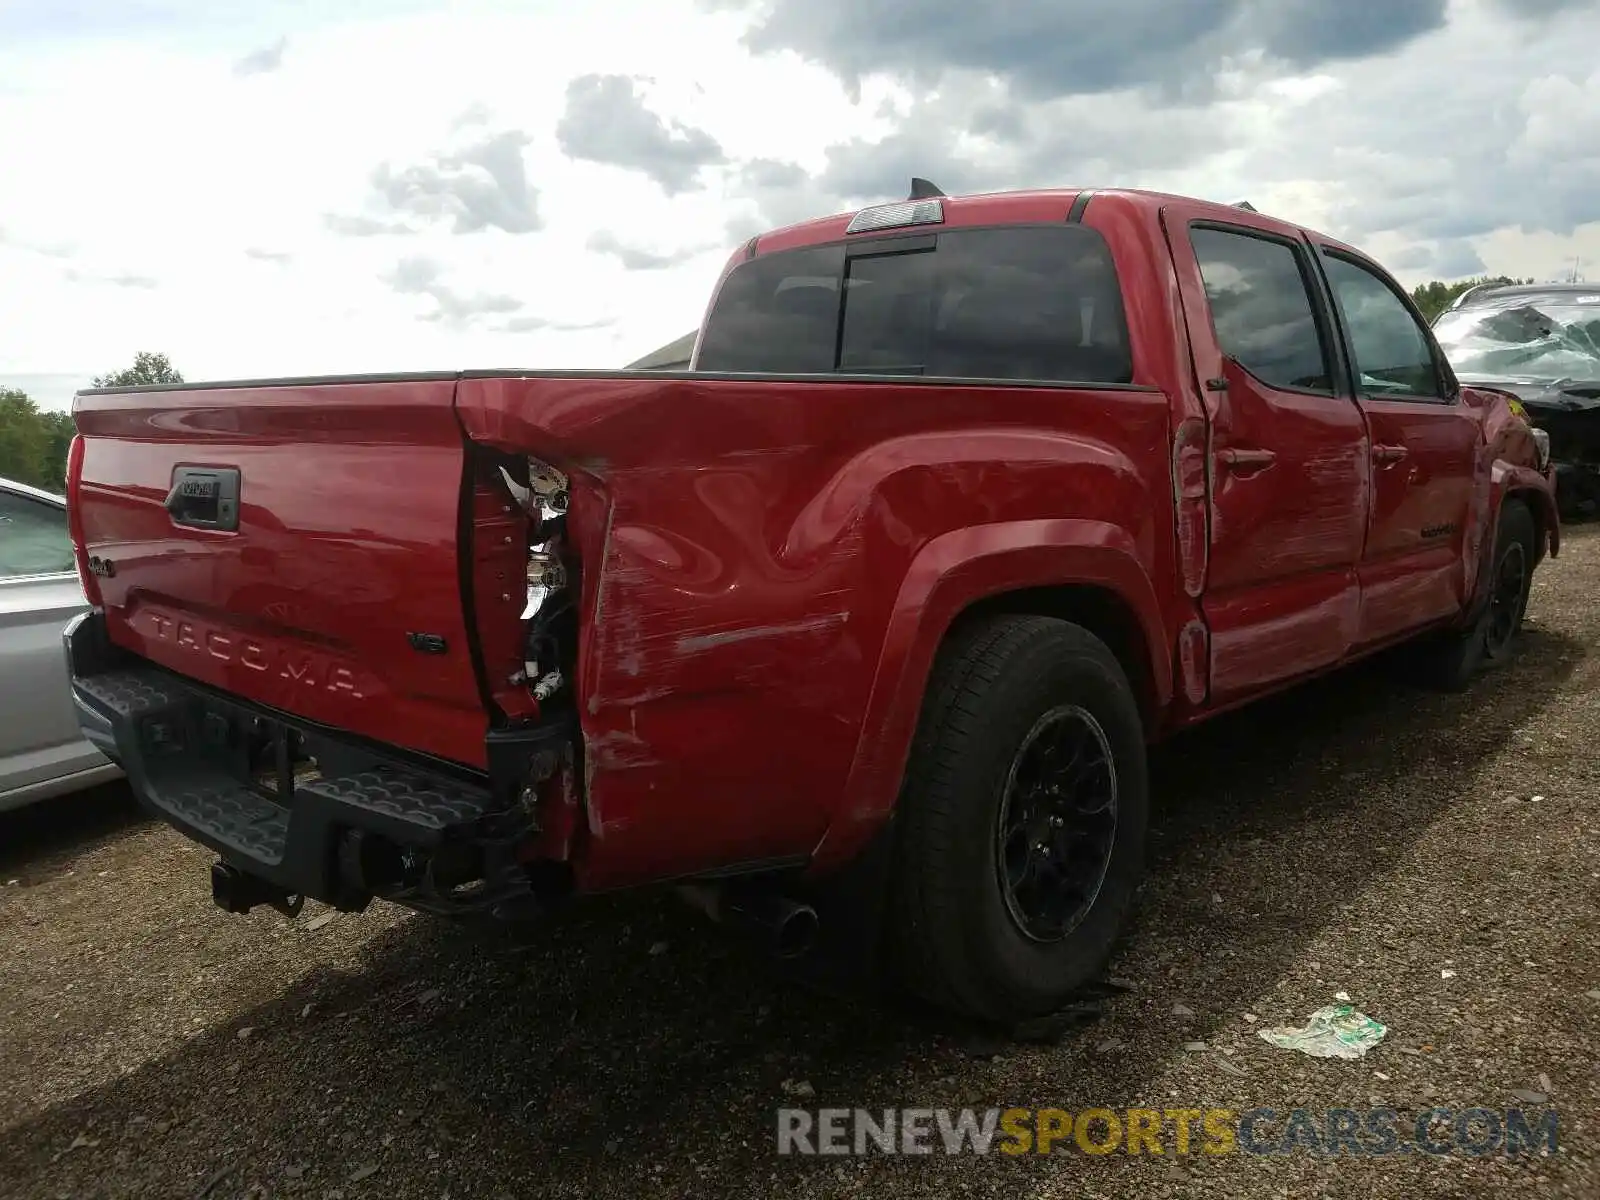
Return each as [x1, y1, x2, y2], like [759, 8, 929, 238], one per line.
[887, 615, 1148, 1023]
[1412, 499, 1536, 691]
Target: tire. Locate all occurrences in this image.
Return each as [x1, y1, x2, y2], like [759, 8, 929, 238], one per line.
[1413, 499, 1537, 692]
[887, 615, 1149, 1023]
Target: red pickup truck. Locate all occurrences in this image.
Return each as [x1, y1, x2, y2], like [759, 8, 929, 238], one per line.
[65, 184, 1557, 1023]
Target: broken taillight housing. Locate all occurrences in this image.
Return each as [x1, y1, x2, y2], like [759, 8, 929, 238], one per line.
[523, 542, 566, 620]
[501, 458, 573, 705]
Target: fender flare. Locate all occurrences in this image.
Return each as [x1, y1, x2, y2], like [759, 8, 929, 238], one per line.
[1463, 462, 1559, 622]
[808, 518, 1172, 870]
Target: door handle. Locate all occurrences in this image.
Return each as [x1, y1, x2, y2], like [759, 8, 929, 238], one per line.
[1372, 444, 1409, 465]
[1218, 447, 1277, 474]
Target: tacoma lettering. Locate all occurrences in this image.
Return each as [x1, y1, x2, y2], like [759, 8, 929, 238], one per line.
[141, 611, 363, 698]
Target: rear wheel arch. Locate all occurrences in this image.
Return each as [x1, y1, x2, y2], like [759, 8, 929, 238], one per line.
[948, 583, 1161, 736]
[811, 529, 1172, 872]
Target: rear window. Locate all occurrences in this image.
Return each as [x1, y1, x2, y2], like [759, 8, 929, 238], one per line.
[695, 226, 1133, 384]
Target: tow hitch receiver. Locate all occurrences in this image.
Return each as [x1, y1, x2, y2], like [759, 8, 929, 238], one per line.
[211, 860, 304, 917]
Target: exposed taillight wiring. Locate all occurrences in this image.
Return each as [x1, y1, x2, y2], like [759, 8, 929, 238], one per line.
[501, 458, 574, 707]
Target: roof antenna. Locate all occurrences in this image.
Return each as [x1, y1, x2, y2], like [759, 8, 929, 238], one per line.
[908, 177, 946, 200]
[1232, 200, 1257, 212]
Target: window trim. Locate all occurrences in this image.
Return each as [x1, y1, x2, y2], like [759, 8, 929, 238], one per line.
[845, 232, 937, 261]
[1187, 220, 1343, 400]
[697, 221, 1138, 388]
[1313, 246, 1458, 406]
[0, 485, 77, 583]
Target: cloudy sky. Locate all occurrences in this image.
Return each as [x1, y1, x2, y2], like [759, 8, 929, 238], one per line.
[1, 0, 1596, 409]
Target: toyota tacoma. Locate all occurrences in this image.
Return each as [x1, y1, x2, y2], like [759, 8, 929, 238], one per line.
[63, 183, 1557, 1022]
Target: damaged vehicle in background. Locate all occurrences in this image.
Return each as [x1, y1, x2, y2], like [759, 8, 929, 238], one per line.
[1432, 282, 1600, 519]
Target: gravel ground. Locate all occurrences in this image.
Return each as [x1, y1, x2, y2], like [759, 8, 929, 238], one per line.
[2, 529, 1597, 1200]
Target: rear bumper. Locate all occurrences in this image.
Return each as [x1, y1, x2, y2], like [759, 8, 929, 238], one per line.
[71, 670, 120, 764]
[63, 611, 541, 913]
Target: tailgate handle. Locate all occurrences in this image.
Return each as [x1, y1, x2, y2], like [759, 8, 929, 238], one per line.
[165, 467, 241, 531]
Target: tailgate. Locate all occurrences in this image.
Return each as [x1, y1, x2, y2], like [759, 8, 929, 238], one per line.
[72, 376, 492, 767]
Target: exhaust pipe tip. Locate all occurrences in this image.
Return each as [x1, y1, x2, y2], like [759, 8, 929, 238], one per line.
[676, 883, 820, 959]
[771, 902, 820, 959]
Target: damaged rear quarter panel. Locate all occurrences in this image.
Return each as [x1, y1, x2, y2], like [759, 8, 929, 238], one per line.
[456, 373, 1173, 888]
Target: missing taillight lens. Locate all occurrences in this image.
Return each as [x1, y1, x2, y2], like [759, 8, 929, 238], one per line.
[505, 457, 574, 705]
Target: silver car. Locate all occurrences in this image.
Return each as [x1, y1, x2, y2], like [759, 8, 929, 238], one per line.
[0, 476, 122, 810]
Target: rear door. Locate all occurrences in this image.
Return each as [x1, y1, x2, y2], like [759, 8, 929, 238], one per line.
[1311, 244, 1481, 647]
[1161, 205, 1369, 703]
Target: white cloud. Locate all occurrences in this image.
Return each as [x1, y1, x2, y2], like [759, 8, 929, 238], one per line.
[0, 0, 1597, 411]
[0, 4, 771, 404]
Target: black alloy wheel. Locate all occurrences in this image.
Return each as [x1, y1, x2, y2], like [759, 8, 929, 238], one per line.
[994, 704, 1118, 943]
[1484, 537, 1529, 660]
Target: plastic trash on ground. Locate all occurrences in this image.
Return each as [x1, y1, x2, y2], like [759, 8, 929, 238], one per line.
[1258, 1003, 1387, 1059]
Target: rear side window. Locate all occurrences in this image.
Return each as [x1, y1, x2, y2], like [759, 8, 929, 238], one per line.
[694, 245, 845, 374]
[1190, 226, 1333, 393]
[696, 226, 1132, 384]
[0, 490, 74, 579]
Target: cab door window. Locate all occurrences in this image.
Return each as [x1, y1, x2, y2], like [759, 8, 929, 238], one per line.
[1322, 253, 1446, 400]
[1189, 226, 1335, 394]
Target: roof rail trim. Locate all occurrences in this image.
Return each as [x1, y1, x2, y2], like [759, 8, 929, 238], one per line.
[1066, 190, 1095, 223]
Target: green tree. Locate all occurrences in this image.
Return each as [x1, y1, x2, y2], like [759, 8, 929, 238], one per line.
[0, 388, 64, 491]
[92, 351, 184, 389]
[2, 351, 185, 492]
[39, 408, 76, 491]
[1410, 276, 1536, 323]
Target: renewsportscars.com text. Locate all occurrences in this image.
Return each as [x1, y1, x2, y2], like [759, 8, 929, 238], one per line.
[777, 1106, 1560, 1158]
